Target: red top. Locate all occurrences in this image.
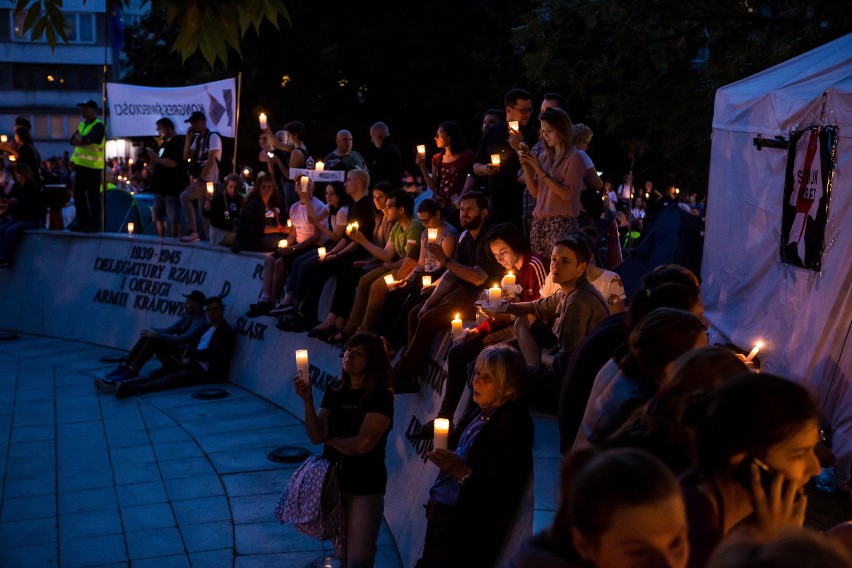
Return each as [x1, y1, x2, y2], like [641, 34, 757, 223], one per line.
[432, 150, 476, 203]
[476, 252, 548, 335]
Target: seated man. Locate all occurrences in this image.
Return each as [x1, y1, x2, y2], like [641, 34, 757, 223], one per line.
[323, 129, 367, 172]
[483, 234, 610, 405]
[101, 291, 208, 382]
[95, 296, 236, 397]
[393, 192, 503, 392]
[203, 173, 244, 246]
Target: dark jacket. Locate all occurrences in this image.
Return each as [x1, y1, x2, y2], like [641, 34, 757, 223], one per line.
[186, 321, 237, 382]
[438, 399, 534, 568]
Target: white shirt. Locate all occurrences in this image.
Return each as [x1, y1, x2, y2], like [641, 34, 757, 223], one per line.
[289, 196, 328, 244]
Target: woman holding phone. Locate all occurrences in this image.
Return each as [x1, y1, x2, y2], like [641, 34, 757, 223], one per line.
[683, 373, 822, 568]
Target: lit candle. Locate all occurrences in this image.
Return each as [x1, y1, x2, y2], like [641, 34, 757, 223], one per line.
[128, 158, 133, 166]
[206, 181, 214, 195]
[501, 271, 516, 288]
[0, 134, 6, 143]
[508, 120, 519, 132]
[286, 219, 292, 228]
[427, 228, 438, 243]
[278, 239, 288, 249]
[488, 283, 502, 304]
[300, 177, 310, 193]
[8, 155, 15, 162]
[259, 112, 268, 130]
[295, 349, 309, 378]
[422, 275, 432, 287]
[490, 153, 501, 166]
[433, 418, 450, 450]
[317, 247, 326, 260]
[745, 341, 763, 362]
[451, 313, 463, 339]
[242, 168, 251, 176]
[384, 273, 395, 286]
[127, 222, 134, 235]
[315, 161, 325, 172]
[416, 145, 426, 155]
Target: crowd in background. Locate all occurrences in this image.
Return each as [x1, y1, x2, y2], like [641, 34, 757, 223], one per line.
[4, 88, 850, 568]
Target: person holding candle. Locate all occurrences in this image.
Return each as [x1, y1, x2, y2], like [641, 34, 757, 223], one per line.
[232, 174, 286, 252]
[375, 198, 459, 347]
[278, 169, 376, 332]
[519, 107, 587, 258]
[246, 176, 327, 317]
[392, 192, 503, 392]
[416, 121, 476, 224]
[293, 332, 395, 568]
[179, 111, 221, 242]
[331, 190, 424, 343]
[482, 234, 609, 407]
[416, 345, 533, 568]
[263, 121, 308, 210]
[413, 223, 546, 437]
[474, 88, 538, 228]
[201, 173, 244, 246]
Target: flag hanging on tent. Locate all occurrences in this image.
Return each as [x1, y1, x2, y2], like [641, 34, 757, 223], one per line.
[780, 125, 837, 272]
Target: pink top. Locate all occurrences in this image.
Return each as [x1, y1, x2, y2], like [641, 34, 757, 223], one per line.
[532, 147, 585, 219]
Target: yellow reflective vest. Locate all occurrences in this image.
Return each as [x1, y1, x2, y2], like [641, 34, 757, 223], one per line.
[70, 118, 105, 170]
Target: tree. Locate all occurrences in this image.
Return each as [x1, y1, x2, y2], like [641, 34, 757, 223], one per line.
[13, 0, 290, 67]
[513, 0, 852, 191]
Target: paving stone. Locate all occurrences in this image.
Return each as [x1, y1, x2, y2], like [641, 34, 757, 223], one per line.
[0, 493, 56, 522]
[0, 516, 57, 547]
[222, 470, 293, 498]
[59, 533, 127, 568]
[116, 480, 169, 508]
[188, 548, 234, 568]
[235, 521, 318, 555]
[120, 502, 176, 532]
[58, 486, 119, 515]
[125, 526, 186, 560]
[172, 496, 231, 526]
[59, 508, 123, 540]
[0, 541, 59, 567]
[229, 493, 280, 525]
[179, 520, 233, 553]
[112, 461, 162, 485]
[158, 456, 217, 480]
[132, 554, 190, 568]
[533, 456, 561, 511]
[3, 473, 56, 498]
[164, 474, 225, 501]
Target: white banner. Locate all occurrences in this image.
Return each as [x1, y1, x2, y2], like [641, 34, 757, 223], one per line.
[106, 78, 237, 138]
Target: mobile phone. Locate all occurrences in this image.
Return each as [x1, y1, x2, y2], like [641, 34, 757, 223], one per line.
[733, 457, 783, 495]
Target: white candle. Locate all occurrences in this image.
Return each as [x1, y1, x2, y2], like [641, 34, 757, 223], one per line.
[295, 349, 309, 377]
[501, 271, 516, 288]
[488, 283, 502, 304]
[745, 341, 763, 362]
[286, 219, 292, 228]
[278, 239, 288, 249]
[206, 181, 214, 195]
[451, 313, 463, 338]
[427, 228, 438, 243]
[433, 418, 450, 450]
[127, 222, 134, 235]
[490, 153, 501, 165]
[259, 112, 267, 130]
[315, 161, 325, 172]
[0, 134, 6, 143]
[317, 247, 326, 260]
[300, 177, 310, 193]
[384, 274, 395, 286]
[416, 144, 426, 155]
[422, 275, 432, 287]
[128, 158, 133, 166]
[508, 120, 519, 132]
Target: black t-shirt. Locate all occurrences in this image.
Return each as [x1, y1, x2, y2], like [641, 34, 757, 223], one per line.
[321, 385, 394, 495]
[475, 122, 538, 226]
[149, 135, 188, 196]
[448, 222, 505, 295]
[204, 192, 244, 230]
[346, 193, 377, 252]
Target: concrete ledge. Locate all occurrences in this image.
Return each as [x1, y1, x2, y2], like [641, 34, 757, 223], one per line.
[0, 231, 532, 567]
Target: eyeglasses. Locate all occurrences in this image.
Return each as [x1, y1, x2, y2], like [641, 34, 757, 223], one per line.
[509, 106, 534, 114]
[418, 214, 434, 225]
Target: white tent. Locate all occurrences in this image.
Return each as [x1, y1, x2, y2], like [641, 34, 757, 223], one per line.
[703, 33, 852, 481]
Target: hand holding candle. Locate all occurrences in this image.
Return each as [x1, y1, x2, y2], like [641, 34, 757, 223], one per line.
[384, 273, 395, 286]
[451, 313, 463, 340]
[206, 181, 215, 195]
[488, 283, 502, 305]
[317, 247, 327, 260]
[422, 275, 432, 288]
[433, 418, 450, 450]
[259, 113, 268, 130]
[295, 349, 309, 379]
[745, 341, 763, 362]
[508, 120, 519, 132]
[278, 239, 288, 249]
[416, 145, 426, 156]
[300, 177, 310, 193]
[0, 134, 7, 143]
[490, 153, 501, 166]
[427, 228, 439, 243]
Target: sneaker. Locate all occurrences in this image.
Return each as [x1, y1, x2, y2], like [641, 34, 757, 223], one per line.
[269, 303, 296, 316]
[93, 378, 118, 394]
[179, 232, 200, 242]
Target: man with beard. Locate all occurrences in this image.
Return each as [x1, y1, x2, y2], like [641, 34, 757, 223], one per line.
[392, 192, 503, 392]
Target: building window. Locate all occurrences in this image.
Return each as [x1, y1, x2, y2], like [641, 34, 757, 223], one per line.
[11, 10, 97, 44]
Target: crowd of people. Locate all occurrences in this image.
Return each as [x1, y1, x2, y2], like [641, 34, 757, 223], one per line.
[4, 88, 848, 568]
